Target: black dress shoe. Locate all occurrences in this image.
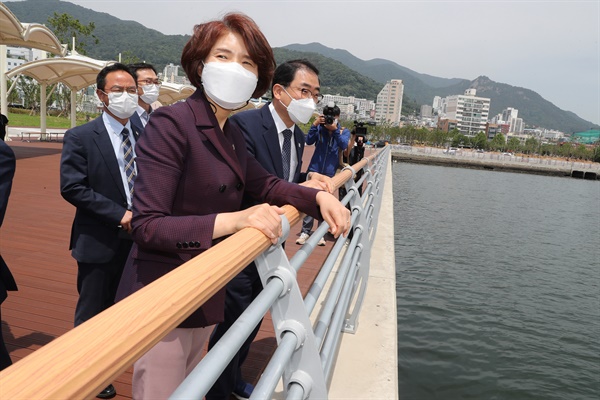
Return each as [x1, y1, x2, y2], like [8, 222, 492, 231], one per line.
[96, 384, 116, 399]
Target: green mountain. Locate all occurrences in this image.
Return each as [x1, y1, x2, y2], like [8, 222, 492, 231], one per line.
[273, 48, 382, 100]
[284, 43, 598, 133]
[7, 0, 597, 133]
[6, 0, 189, 72]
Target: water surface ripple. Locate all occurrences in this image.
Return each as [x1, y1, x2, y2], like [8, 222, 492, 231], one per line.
[394, 163, 600, 400]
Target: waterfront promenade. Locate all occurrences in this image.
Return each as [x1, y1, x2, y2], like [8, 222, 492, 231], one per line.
[390, 145, 600, 179]
[0, 136, 398, 399]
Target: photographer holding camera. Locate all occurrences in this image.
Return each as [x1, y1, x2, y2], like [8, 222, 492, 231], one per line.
[296, 104, 351, 246]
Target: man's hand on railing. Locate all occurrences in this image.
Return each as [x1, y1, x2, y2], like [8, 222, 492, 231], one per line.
[214, 203, 285, 244]
[303, 172, 335, 193]
[315, 191, 351, 238]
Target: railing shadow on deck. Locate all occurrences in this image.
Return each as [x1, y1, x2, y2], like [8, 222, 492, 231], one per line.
[0, 146, 390, 400]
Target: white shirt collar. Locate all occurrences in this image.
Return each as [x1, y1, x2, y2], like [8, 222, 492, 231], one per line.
[268, 103, 295, 135]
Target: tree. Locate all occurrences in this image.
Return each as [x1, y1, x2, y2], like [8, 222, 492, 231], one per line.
[490, 133, 506, 151]
[472, 132, 488, 150]
[593, 146, 600, 163]
[523, 137, 539, 154]
[120, 50, 141, 65]
[506, 137, 521, 152]
[6, 78, 21, 105]
[451, 133, 469, 148]
[19, 76, 40, 113]
[47, 12, 99, 55]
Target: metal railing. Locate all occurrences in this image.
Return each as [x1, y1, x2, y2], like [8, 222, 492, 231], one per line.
[0, 146, 390, 400]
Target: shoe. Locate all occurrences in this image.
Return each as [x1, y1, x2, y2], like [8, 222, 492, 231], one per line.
[296, 232, 310, 245]
[317, 237, 326, 246]
[96, 384, 116, 399]
[233, 380, 254, 400]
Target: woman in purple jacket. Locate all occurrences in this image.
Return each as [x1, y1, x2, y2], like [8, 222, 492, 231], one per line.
[115, 13, 350, 399]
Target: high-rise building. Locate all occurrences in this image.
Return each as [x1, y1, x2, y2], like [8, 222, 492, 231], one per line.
[432, 96, 442, 114]
[509, 117, 524, 134]
[420, 104, 433, 118]
[163, 63, 182, 83]
[502, 107, 518, 122]
[440, 89, 490, 136]
[375, 79, 403, 125]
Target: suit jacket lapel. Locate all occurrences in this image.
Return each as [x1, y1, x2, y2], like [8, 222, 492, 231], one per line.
[130, 112, 144, 139]
[187, 92, 245, 182]
[260, 105, 285, 179]
[92, 118, 127, 201]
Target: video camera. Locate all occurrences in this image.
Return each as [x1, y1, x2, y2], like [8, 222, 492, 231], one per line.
[353, 121, 368, 146]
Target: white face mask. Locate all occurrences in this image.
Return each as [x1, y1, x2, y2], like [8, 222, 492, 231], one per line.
[201, 62, 258, 110]
[102, 91, 138, 119]
[281, 88, 316, 125]
[140, 84, 160, 105]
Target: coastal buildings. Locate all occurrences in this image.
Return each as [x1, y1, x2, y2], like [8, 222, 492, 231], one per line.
[439, 89, 490, 136]
[4, 46, 48, 72]
[320, 93, 375, 120]
[491, 107, 524, 134]
[375, 79, 404, 125]
[162, 63, 190, 85]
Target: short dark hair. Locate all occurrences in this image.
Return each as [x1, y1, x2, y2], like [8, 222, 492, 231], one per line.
[324, 104, 341, 117]
[96, 63, 136, 91]
[272, 59, 320, 91]
[127, 62, 157, 76]
[181, 13, 275, 97]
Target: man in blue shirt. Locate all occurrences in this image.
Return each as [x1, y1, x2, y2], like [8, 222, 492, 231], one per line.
[296, 104, 350, 245]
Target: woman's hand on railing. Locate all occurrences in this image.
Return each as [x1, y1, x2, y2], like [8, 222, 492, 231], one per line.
[315, 191, 351, 238]
[214, 204, 285, 244]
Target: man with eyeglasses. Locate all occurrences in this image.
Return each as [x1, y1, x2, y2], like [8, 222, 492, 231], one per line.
[128, 63, 161, 130]
[296, 103, 350, 246]
[206, 59, 333, 400]
[60, 63, 140, 399]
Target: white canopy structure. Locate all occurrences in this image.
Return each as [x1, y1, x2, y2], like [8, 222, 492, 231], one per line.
[1, 2, 66, 116]
[6, 51, 116, 132]
[157, 81, 195, 105]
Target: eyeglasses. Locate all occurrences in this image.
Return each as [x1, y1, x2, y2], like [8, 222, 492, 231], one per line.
[102, 86, 138, 95]
[138, 79, 162, 86]
[288, 86, 323, 103]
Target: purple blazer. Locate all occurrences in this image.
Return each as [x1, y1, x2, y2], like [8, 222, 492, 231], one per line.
[116, 91, 321, 327]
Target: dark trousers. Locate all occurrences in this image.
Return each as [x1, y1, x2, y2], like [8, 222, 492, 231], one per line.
[74, 240, 132, 327]
[206, 262, 263, 400]
[0, 307, 11, 371]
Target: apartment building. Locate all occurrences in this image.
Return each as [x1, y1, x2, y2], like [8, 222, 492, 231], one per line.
[321, 94, 375, 120]
[440, 88, 490, 136]
[375, 79, 403, 125]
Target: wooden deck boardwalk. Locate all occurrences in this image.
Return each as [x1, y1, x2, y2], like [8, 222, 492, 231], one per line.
[1, 140, 333, 399]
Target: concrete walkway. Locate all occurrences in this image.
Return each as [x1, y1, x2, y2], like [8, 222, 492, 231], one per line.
[326, 153, 398, 399]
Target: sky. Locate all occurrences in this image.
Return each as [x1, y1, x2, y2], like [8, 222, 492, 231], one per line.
[57, 1, 600, 125]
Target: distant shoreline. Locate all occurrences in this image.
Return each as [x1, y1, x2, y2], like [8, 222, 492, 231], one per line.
[390, 147, 600, 180]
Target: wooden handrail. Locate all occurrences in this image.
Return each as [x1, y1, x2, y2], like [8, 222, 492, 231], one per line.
[0, 152, 376, 399]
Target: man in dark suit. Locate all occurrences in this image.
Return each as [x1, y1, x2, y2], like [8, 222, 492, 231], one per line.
[0, 113, 8, 141]
[0, 138, 18, 371]
[127, 63, 160, 131]
[60, 63, 140, 399]
[206, 59, 332, 400]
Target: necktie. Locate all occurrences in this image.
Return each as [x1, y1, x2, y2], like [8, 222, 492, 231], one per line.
[121, 128, 135, 196]
[282, 129, 293, 181]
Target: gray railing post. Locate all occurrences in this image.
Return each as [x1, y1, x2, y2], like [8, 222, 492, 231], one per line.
[342, 147, 389, 333]
[253, 217, 328, 399]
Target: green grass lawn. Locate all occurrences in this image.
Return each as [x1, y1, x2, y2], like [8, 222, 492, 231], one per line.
[7, 112, 97, 128]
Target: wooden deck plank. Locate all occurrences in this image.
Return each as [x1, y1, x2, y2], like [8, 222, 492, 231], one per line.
[1, 140, 331, 399]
